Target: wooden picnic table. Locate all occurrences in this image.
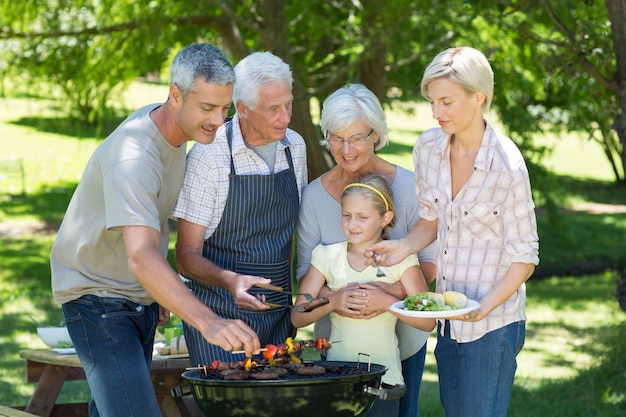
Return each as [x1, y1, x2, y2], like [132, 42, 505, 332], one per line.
[17, 349, 202, 417]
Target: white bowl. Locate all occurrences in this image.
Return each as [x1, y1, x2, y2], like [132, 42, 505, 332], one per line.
[37, 326, 73, 348]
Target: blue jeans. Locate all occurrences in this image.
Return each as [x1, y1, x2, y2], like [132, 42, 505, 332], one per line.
[62, 295, 161, 417]
[366, 395, 400, 417]
[398, 343, 427, 417]
[435, 321, 525, 417]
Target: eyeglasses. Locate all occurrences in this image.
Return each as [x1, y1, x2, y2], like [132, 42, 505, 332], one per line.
[326, 129, 374, 148]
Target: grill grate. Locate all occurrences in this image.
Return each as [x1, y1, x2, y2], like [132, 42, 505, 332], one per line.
[190, 360, 386, 382]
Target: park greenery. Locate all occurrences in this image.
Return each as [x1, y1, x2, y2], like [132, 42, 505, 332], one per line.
[0, 0, 625, 187]
[1, 1, 626, 415]
[1, 86, 625, 415]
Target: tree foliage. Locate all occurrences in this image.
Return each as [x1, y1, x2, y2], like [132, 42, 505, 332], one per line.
[1, 0, 624, 187]
[1, 1, 179, 122]
[473, 0, 625, 187]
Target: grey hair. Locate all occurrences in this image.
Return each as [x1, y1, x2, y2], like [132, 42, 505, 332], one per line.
[420, 46, 494, 113]
[319, 84, 389, 152]
[170, 43, 235, 99]
[233, 51, 293, 110]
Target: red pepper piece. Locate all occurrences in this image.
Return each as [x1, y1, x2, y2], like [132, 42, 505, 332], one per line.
[316, 337, 324, 351]
[263, 344, 278, 359]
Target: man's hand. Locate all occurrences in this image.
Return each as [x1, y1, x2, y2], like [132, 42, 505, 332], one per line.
[158, 305, 171, 326]
[366, 238, 411, 267]
[199, 317, 262, 357]
[228, 274, 272, 310]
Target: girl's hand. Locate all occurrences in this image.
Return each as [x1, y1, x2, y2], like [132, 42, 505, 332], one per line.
[328, 286, 369, 319]
[359, 283, 395, 317]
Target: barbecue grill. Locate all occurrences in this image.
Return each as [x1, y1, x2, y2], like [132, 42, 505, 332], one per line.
[175, 358, 406, 417]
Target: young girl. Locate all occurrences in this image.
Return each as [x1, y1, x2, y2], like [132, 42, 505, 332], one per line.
[291, 174, 435, 417]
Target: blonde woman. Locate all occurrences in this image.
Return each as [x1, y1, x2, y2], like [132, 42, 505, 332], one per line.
[368, 46, 539, 417]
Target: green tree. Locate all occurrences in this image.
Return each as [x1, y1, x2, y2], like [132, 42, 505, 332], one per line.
[464, 0, 625, 186]
[1, 0, 624, 186]
[0, 0, 450, 179]
[0, 1, 177, 123]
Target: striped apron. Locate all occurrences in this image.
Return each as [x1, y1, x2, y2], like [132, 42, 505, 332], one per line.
[184, 121, 299, 364]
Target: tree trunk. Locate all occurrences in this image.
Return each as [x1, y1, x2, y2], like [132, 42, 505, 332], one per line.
[262, 0, 332, 181]
[605, 0, 626, 185]
[218, 0, 333, 181]
[360, 1, 389, 102]
[290, 79, 334, 181]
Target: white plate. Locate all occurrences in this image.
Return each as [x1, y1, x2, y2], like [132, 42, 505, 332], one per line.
[52, 347, 76, 355]
[390, 299, 480, 318]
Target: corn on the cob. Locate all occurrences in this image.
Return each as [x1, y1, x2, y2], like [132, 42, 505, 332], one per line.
[429, 292, 445, 306]
[443, 291, 467, 308]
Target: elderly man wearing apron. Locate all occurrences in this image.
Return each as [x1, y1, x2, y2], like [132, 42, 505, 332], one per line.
[172, 51, 308, 364]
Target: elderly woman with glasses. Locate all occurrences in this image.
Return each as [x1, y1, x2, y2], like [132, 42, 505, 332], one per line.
[296, 83, 436, 417]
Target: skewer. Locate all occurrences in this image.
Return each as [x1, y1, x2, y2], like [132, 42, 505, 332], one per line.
[231, 347, 268, 354]
[231, 340, 342, 354]
[186, 365, 208, 371]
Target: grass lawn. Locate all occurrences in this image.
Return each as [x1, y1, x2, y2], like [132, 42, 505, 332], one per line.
[1, 82, 625, 415]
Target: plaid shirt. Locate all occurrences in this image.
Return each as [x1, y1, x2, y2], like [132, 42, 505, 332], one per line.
[171, 115, 307, 239]
[414, 121, 539, 343]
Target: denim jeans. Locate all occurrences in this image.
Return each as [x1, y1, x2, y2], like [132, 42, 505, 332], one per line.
[398, 343, 427, 417]
[435, 321, 525, 417]
[62, 295, 161, 417]
[366, 396, 400, 417]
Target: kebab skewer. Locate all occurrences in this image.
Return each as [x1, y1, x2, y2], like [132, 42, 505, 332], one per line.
[230, 337, 335, 355]
[187, 337, 337, 373]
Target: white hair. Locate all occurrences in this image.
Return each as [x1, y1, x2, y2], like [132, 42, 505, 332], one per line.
[319, 83, 389, 151]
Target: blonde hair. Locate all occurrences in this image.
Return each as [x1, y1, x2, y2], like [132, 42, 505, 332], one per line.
[420, 46, 494, 114]
[341, 175, 396, 239]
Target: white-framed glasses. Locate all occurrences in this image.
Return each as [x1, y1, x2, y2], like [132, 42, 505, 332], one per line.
[326, 128, 374, 147]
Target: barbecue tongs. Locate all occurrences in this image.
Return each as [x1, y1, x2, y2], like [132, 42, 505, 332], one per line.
[254, 283, 329, 312]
